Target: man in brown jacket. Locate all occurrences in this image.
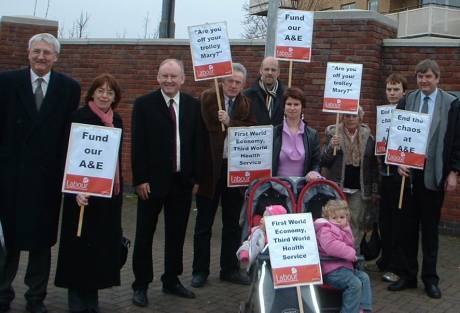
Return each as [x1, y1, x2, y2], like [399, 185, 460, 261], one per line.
[191, 63, 255, 288]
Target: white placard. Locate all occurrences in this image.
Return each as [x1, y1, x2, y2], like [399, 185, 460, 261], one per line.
[323, 62, 363, 114]
[265, 213, 322, 288]
[188, 21, 233, 81]
[275, 9, 314, 62]
[375, 105, 396, 155]
[62, 123, 121, 197]
[385, 109, 431, 169]
[227, 126, 273, 187]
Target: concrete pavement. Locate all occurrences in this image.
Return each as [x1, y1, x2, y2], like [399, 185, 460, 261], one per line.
[5, 194, 460, 313]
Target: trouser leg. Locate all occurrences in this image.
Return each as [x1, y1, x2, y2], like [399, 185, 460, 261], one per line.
[346, 192, 366, 250]
[24, 248, 51, 303]
[162, 177, 192, 285]
[132, 197, 162, 290]
[192, 194, 220, 276]
[0, 249, 20, 304]
[220, 184, 244, 273]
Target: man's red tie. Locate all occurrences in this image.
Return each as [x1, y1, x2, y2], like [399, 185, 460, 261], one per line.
[169, 99, 177, 172]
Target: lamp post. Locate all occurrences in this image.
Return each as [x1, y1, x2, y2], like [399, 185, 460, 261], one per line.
[159, 0, 175, 38]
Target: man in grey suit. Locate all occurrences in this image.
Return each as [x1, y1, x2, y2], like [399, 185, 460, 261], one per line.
[0, 33, 81, 313]
[388, 59, 460, 299]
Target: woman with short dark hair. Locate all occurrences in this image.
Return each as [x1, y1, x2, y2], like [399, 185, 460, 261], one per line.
[272, 87, 321, 180]
[55, 74, 124, 313]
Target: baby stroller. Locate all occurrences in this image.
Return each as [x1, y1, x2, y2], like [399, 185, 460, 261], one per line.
[240, 177, 325, 313]
[297, 179, 348, 313]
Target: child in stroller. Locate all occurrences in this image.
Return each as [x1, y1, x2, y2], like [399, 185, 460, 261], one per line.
[237, 205, 288, 268]
[314, 200, 372, 313]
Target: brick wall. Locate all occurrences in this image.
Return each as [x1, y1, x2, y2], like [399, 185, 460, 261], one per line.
[1, 13, 459, 232]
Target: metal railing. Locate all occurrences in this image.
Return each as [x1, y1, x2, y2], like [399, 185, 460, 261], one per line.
[386, 5, 460, 38]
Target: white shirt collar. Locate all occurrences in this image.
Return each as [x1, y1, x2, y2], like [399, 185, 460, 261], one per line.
[161, 90, 180, 106]
[30, 69, 51, 85]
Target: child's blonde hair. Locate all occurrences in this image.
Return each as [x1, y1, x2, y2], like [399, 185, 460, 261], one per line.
[322, 200, 351, 221]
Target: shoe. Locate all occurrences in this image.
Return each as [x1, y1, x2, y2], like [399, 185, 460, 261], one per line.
[26, 301, 47, 313]
[162, 282, 196, 299]
[382, 272, 399, 283]
[0, 303, 10, 313]
[132, 289, 148, 307]
[425, 284, 442, 299]
[387, 278, 417, 291]
[220, 270, 250, 285]
[191, 273, 208, 288]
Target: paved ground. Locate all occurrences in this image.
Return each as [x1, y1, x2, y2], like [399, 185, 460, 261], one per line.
[6, 194, 460, 313]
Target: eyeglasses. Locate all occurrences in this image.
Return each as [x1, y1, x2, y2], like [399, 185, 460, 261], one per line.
[95, 88, 115, 97]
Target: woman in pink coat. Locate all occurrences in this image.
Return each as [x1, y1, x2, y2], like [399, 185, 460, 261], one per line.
[314, 200, 372, 313]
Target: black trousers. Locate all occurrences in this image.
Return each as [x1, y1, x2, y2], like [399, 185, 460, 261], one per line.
[132, 174, 192, 290]
[192, 162, 243, 276]
[0, 248, 51, 304]
[402, 170, 444, 285]
[378, 175, 407, 274]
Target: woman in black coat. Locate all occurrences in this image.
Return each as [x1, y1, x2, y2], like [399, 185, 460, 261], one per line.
[55, 74, 123, 313]
[272, 87, 321, 179]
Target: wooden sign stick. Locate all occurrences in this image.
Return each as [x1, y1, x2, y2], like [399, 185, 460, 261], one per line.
[398, 176, 406, 209]
[77, 205, 85, 237]
[288, 60, 293, 88]
[333, 113, 340, 156]
[214, 78, 225, 132]
[296, 286, 305, 313]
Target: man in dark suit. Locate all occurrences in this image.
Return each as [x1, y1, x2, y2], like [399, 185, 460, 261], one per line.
[388, 59, 460, 299]
[191, 63, 255, 288]
[131, 59, 201, 306]
[244, 56, 285, 126]
[0, 33, 81, 313]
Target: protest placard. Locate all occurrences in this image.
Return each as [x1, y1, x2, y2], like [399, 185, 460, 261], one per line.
[188, 21, 233, 81]
[323, 62, 363, 114]
[227, 126, 273, 187]
[275, 9, 314, 62]
[385, 109, 431, 169]
[375, 105, 396, 155]
[62, 123, 121, 198]
[265, 213, 322, 289]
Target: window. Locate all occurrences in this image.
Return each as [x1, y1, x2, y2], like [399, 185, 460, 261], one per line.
[368, 0, 379, 11]
[341, 2, 357, 10]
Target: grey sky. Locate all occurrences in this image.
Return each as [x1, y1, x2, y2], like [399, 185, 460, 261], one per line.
[0, 0, 248, 39]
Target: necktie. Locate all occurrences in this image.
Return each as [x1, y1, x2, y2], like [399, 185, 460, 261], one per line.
[35, 77, 44, 111]
[169, 99, 177, 172]
[228, 98, 235, 118]
[422, 96, 429, 114]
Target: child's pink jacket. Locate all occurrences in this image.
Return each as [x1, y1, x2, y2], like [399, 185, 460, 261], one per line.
[314, 218, 356, 275]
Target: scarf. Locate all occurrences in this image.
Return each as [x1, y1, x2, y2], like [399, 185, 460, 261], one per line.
[258, 78, 279, 119]
[88, 101, 120, 195]
[343, 126, 361, 167]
